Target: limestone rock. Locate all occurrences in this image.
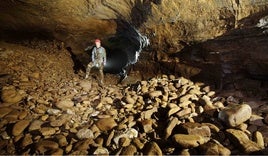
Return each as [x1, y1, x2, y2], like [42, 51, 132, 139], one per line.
[141, 107, 158, 120]
[12, 120, 30, 136]
[253, 131, 265, 149]
[36, 140, 59, 154]
[141, 119, 153, 133]
[56, 134, 68, 147]
[121, 144, 137, 155]
[1, 86, 23, 103]
[106, 130, 114, 146]
[51, 148, 64, 155]
[95, 137, 104, 146]
[18, 111, 28, 120]
[56, 99, 74, 110]
[0, 107, 12, 118]
[5, 109, 20, 122]
[76, 128, 94, 140]
[29, 120, 44, 131]
[73, 139, 94, 151]
[95, 118, 117, 131]
[176, 108, 192, 118]
[133, 138, 145, 150]
[79, 80, 92, 91]
[30, 72, 40, 79]
[168, 106, 181, 117]
[65, 144, 73, 153]
[47, 108, 61, 115]
[199, 139, 231, 155]
[199, 95, 214, 109]
[180, 94, 193, 103]
[179, 100, 192, 108]
[219, 104, 252, 127]
[179, 149, 190, 155]
[50, 120, 64, 127]
[165, 117, 180, 139]
[124, 95, 136, 104]
[173, 134, 209, 148]
[226, 129, 262, 153]
[21, 133, 33, 147]
[0, 131, 10, 140]
[103, 97, 113, 104]
[237, 123, 248, 132]
[144, 142, 163, 155]
[113, 128, 138, 146]
[119, 137, 131, 147]
[202, 123, 220, 133]
[19, 74, 29, 82]
[93, 147, 109, 156]
[207, 91, 216, 97]
[149, 91, 162, 98]
[180, 122, 211, 137]
[40, 127, 56, 136]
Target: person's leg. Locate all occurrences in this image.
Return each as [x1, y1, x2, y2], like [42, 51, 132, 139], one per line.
[99, 64, 104, 84]
[118, 68, 127, 83]
[85, 62, 93, 79]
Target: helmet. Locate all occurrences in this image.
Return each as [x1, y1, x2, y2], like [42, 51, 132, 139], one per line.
[95, 39, 101, 43]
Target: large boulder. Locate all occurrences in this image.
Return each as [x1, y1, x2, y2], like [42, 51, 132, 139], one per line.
[172, 134, 209, 148]
[218, 104, 252, 127]
[1, 86, 23, 104]
[226, 129, 263, 153]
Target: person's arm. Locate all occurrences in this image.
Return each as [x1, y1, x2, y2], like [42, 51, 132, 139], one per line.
[103, 48, 107, 65]
[92, 47, 96, 62]
[85, 46, 91, 51]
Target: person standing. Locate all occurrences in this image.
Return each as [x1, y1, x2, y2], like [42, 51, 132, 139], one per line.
[85, 39, 106, 84]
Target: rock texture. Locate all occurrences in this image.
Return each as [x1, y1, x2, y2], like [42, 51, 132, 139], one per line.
[219, 104, 252, 127]
[0, 0, 268, 54]
[0, 35, 268, 155]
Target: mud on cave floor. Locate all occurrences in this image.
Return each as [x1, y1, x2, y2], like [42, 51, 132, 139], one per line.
[0, 40, 268, 155]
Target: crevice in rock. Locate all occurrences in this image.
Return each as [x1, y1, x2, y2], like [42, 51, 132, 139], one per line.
[66, 47, 86, 74]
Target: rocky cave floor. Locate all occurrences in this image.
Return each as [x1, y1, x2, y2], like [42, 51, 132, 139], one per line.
[0, 40, 268, 155]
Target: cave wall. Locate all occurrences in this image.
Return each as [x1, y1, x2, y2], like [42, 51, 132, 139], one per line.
[0, 0, 268, 54]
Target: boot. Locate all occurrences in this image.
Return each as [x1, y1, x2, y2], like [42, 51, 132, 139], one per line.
[85, 67, 91, 79]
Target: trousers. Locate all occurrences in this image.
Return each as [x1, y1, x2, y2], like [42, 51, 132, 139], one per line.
[85, 62, 104, 83]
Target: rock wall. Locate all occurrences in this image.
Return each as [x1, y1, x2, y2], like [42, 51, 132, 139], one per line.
[0, 0, 268, 54]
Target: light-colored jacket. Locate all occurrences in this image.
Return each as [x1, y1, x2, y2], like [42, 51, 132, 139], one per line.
[92, 46, 106, 67]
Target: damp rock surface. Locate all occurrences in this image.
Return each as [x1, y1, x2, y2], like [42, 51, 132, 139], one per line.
[0, 41, 267, 155]
[0, 0, 268, 55]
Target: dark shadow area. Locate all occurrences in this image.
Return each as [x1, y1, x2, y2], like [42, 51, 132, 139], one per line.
[130, 0, 152, 28]
[172, 9, 268, 99]
[66, 47, 86, 74]
[102, 20, 149, 80]
[0, 29, 54, 43]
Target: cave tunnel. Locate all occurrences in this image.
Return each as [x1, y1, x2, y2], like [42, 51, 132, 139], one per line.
[1, 0, 268, 155]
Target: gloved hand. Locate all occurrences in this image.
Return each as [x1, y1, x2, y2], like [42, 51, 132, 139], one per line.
[102, 61, 106, 66]
[84, 46, 91, 51]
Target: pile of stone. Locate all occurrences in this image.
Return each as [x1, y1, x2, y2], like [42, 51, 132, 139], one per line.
[1, 75, 266, 155]
[0, 41, 267, 155]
